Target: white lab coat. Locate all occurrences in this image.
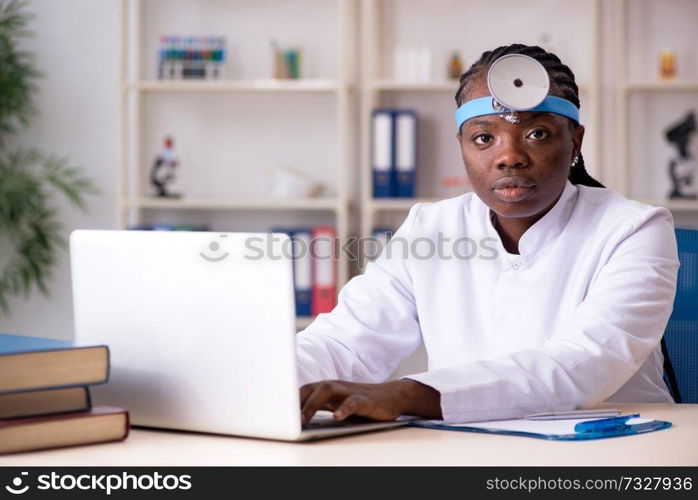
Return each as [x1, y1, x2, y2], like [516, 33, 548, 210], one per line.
[296, 180, 680, 423]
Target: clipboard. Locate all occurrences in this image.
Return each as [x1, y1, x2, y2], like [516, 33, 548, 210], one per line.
[409, 414, 672, 441]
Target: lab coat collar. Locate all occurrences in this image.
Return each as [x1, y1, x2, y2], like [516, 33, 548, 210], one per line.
[483, 179, 579, 258]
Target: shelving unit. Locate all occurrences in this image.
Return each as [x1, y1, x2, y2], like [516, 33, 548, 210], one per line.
[122, 197, 341, 211]
[624, 81, 698, 92]
[359, 0, 602, 242]
[614, 0, 698, 211]
[368, 80, 459, 92]
[119, 0, 357, 329]
[638, 199, 698, 212]
[127, 79, 344, 93]
[117, 0, 698, 339]
[368, 197, 443, 212]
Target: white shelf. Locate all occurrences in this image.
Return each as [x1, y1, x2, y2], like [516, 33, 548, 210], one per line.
[369, 80, 459, 92]
[369, 197, 444, 211]
[638, 199, 698, 211]
[623, 81, 698, 92]
[369, 79, 592, 94]
[123, 197, 340, 211]
[126, 79, 344, 93]
[369, 196, 698, 214]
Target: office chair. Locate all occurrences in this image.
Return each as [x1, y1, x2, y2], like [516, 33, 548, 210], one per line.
[662, 227, 698, 404]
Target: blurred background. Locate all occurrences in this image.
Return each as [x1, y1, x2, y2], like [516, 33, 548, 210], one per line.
[0, 0, 697, 354]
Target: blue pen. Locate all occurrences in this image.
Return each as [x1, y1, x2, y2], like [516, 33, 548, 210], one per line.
[574, 414, 641, 433]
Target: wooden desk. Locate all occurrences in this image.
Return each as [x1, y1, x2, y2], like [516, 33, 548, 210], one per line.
[1, 403, 696, 466]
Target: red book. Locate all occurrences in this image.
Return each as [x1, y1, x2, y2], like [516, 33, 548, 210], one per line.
[0, 406, 129, 454]
[311, 226, 337, 316]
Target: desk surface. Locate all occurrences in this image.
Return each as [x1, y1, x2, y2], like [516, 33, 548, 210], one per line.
[1, 403, 696, 466]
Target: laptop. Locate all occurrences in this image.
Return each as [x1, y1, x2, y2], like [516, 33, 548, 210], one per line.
[70, 230, 408, 441]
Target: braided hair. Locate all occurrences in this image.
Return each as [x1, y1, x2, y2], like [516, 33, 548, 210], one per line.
[455, 44, 605, 189]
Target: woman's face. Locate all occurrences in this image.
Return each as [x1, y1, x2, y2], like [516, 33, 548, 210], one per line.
[456, 75, 585, 221]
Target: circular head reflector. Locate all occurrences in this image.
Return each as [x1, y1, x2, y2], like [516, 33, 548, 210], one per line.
[486, 54, 550, 110]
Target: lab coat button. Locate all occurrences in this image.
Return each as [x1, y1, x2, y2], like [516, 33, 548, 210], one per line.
[512, 262, 520, 270]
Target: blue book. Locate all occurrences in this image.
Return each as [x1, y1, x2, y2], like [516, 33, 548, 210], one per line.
[394, 110, 417, 198]
[372, 109, 396, 197]
[0, 333, 109, 394]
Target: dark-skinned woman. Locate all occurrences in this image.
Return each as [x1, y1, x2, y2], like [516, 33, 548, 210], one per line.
[296, 44, 679, 425]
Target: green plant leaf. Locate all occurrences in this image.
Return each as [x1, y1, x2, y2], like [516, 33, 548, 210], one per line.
[0, 1, 96, 314]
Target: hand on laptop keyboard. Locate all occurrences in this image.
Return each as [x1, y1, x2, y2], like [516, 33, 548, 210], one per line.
[299, 379, 442, 425]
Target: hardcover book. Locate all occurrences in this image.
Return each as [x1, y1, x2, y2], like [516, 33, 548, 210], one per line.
[0, 406, 129, 454]
[0, 333, 109, 394]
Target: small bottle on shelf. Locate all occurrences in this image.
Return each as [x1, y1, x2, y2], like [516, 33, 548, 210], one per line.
[448, 51, 463, 80]
[659, 49, 677, 81]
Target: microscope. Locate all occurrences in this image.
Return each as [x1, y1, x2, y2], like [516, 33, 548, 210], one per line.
[666, 111, 696, 199]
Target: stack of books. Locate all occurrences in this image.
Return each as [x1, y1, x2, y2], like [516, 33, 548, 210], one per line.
[0, 333, 129, 454]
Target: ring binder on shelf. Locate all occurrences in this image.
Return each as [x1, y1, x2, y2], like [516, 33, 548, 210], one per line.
[394, 110, 417, 198]
[292, 228, 313, 317]
[372, 110, 396, 198]
[311, 226, 337, 316]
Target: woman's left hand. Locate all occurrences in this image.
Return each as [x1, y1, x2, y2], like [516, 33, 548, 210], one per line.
[299, 379, 442, 424]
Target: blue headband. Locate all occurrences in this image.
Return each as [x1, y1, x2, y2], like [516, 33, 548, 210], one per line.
[455, 95, 580, 131]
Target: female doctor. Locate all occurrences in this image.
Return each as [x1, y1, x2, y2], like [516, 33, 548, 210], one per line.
[296, 44, 680, 424]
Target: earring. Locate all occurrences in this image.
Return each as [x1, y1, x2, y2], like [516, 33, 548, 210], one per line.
[571, 155, 579, 167]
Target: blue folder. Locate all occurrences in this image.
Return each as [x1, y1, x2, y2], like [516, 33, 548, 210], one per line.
[292, 228, 313, 317]
[270, 227, 312, 317]
[372, 109, 396, 198]
[394, 110, 417, 198]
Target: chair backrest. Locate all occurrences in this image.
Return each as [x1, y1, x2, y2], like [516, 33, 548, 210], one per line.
[663, 227, 698, 404]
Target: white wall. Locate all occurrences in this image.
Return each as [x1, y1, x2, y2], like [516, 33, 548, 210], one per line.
[0, 0, 120, 339]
